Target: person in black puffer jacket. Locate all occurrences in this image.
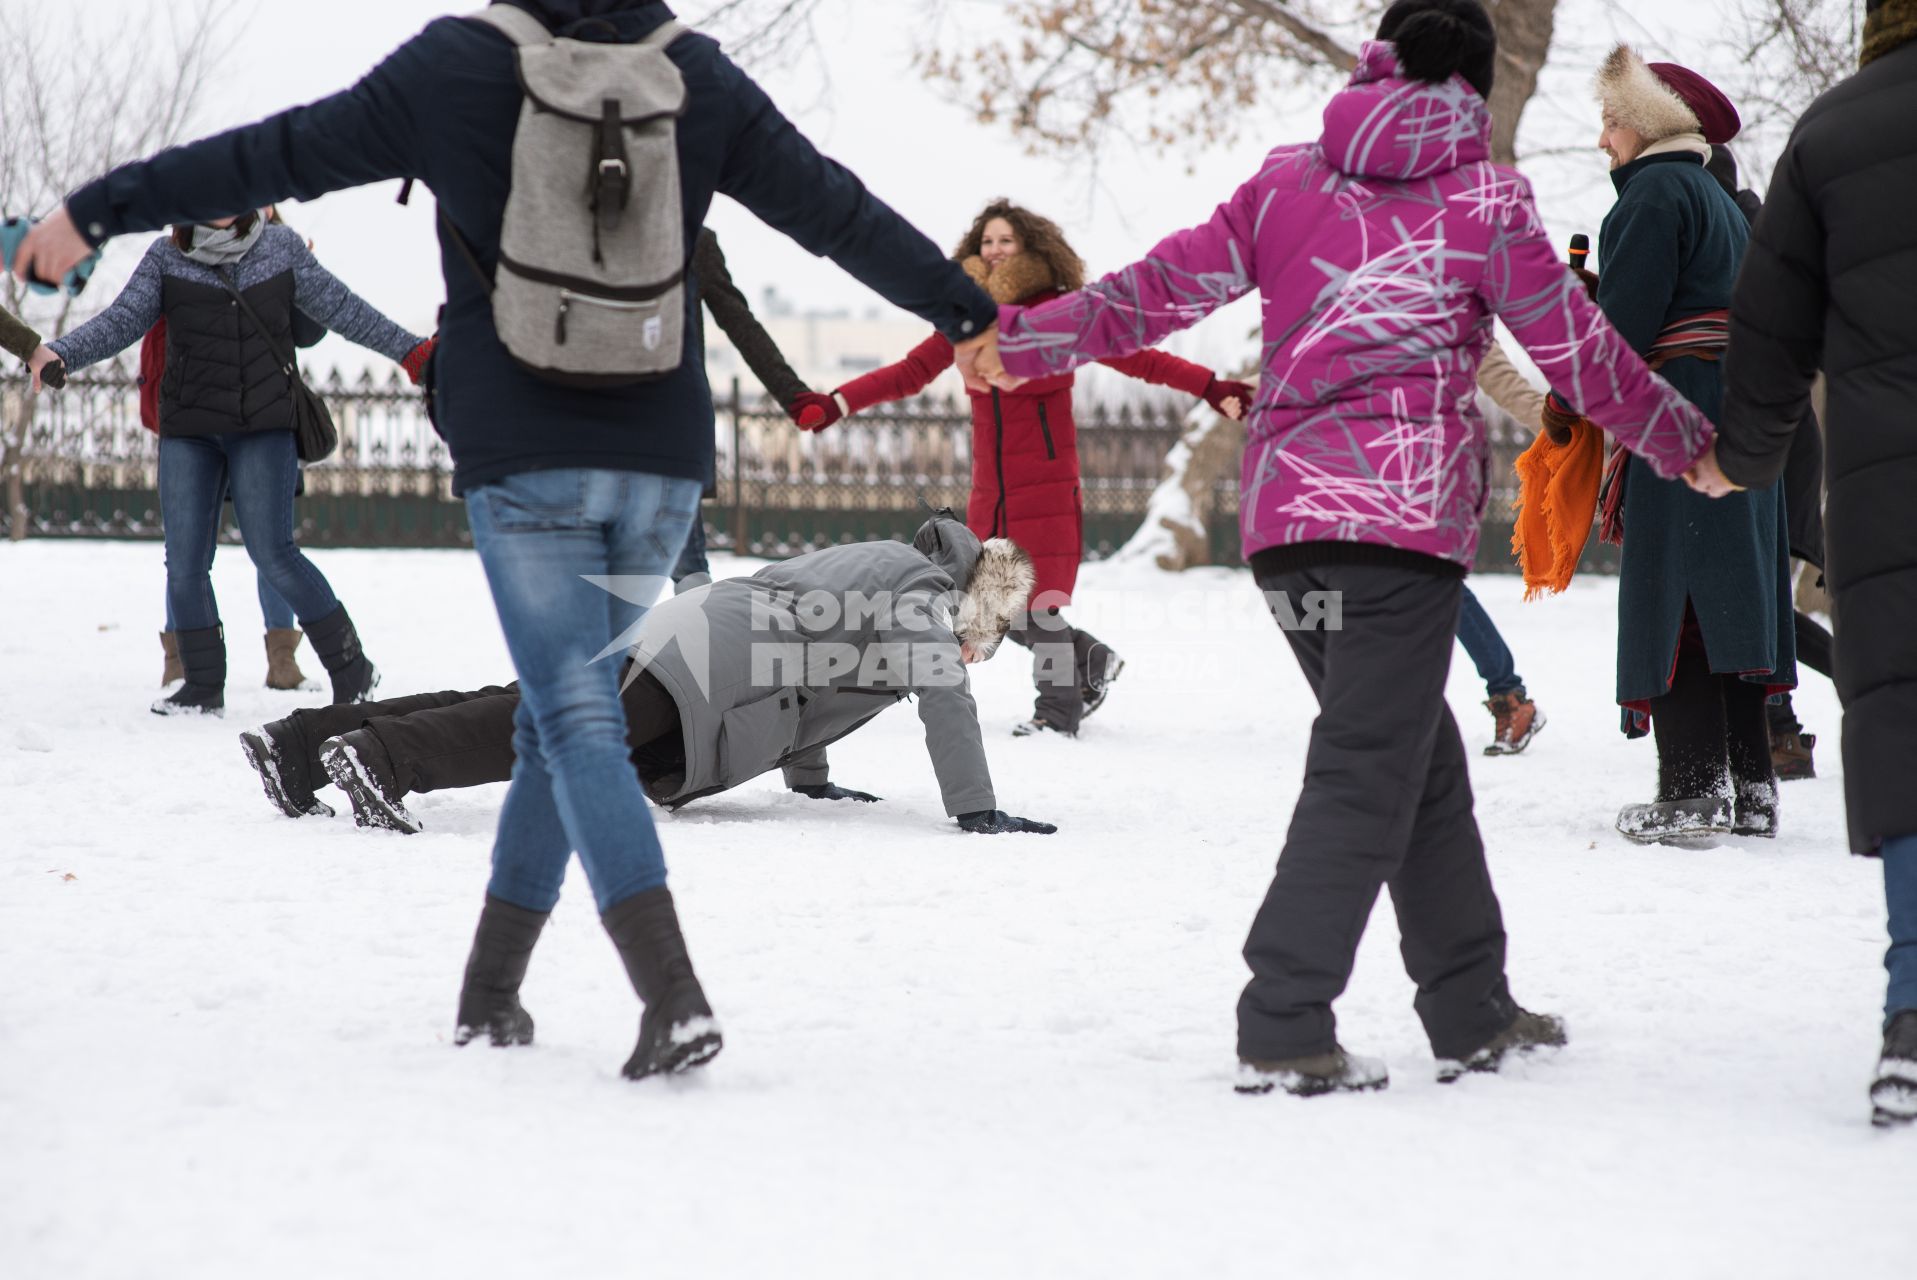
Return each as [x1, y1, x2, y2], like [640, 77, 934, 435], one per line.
[1712, 0, 1917, 1127]
[45, 211, 430, 716]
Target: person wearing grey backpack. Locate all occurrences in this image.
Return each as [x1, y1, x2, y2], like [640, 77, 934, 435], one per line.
[14, 0, 1004, 1085]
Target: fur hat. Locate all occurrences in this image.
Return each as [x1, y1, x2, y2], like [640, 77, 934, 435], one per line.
[1595, 45, 1741, 146]
[955, 538, 1036, 660]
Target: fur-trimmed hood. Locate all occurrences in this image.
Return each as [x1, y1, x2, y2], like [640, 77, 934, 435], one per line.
[911, 515, 1035, 659]
[960, 252, 1059, 305]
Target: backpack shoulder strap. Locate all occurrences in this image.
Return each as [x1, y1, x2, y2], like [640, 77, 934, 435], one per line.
[642, 19, 689, 50]
[469, 4, 552, 46]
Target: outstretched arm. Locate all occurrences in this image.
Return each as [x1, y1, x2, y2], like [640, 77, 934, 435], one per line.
[997, 175, 1260, 381]
[834, 333, 956, 415]
[694, 229, 810, 410]
[1480, 175, 1712, 480]
[290, 237, 422, 363]
[47, 242, 166, 373]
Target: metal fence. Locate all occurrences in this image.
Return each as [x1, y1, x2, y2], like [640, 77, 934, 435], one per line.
[0, 363, 1613, 574]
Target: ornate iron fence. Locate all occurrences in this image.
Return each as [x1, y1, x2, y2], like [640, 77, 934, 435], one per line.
[0, 363, 1612, 574]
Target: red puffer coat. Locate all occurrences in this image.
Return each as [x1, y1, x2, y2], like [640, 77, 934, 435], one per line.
[838, 289, 1214, 605]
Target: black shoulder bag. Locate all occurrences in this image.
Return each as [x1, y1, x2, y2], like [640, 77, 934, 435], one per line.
[218, 270, 338, 463]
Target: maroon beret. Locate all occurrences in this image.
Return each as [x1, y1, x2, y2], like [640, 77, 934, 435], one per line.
[1648, 62, 1742, 145]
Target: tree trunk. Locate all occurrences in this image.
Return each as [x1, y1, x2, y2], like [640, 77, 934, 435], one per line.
[1483, 0, 1559, 167]
[3, 387, 31, 542]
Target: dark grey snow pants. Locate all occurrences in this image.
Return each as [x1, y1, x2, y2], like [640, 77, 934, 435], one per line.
[1238, 562, 1517, 1062]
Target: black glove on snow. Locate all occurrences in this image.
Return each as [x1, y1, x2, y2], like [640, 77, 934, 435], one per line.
[792, 783, 881, 803]
[957, 809, 1056, 835]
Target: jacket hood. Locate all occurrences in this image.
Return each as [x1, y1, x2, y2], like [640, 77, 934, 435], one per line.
[1318, 41, 1491, 181]
[911, 517, 1035, 659]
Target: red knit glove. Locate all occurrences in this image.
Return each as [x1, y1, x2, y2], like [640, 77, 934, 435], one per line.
[1203, 377, 1255, 419]
[401, 335, 437, 386]
[788, 391, 843, 432]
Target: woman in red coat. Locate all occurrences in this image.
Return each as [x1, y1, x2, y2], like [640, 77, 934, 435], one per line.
[790, 199, 1250, 736]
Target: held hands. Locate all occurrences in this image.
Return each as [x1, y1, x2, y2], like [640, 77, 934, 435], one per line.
[954, 326, 1024, 393]
[27, 345, 65, 392]
[9, 206, 91, 288]
[787, 391, 843, 432]
[401, 335, 438, 386]
[1683, 440, 1744, 497]
[1539, 392, 1587, 447]
[956, 809, 1057, 835]
[1203, 377, 1255, 421]
[792, 782, 881, 803]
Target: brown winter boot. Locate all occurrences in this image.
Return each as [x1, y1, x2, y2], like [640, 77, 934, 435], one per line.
[1484, 688, 1545, 756]
[263, 628, 316, 691]
[160, 630, 183, 687]
[1772, 730, 1816, 782]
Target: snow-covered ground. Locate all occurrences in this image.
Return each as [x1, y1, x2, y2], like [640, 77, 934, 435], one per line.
[2, 541, 1907, 1279]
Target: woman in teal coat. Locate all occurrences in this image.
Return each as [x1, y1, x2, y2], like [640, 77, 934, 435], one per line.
[1590, 47, 1796, 844]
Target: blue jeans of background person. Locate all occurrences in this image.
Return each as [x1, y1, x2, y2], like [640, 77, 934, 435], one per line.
[464, 467, 700, 915]
[1455, 586, 1523, 698]
[163, 565, 295, 631]
[158, 431, 338, 632]
[1885, 833, 1917, 1024]
[671, 506, 710, 588]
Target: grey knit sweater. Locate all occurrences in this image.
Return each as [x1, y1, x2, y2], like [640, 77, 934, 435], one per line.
[50, 224, 420, 370]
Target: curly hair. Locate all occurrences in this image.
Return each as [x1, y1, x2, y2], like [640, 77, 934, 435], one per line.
[951, 199, 1086, 293]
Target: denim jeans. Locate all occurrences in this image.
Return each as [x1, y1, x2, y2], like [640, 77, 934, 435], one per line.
[1885, 833, 1917, 1023]
[158, 431, 338, 632]
[1455, 585, 1523, 698]
[163, 564, 294, 631]
[464, 467, 700, 915]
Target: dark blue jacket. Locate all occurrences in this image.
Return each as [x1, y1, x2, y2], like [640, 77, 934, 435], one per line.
[64, 1, 997, 494]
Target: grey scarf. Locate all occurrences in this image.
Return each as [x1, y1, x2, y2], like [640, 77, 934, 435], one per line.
[182, 215, 267, 266]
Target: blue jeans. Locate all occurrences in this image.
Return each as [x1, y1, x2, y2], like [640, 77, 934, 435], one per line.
[164, 564, 295, 631]
[1456, 586, 1523, 698]
[158, 431, 338, 632]
[1885, 833, 1917, 1023]
[464, 468, 700, 914]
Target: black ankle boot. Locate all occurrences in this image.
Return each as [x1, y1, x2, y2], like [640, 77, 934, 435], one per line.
[603, 886, 723, 1080]
[305, 604, 379, 705]
[454, 895, 549, 1047]
[151, 625, 226, 716]
[238, 716, 334, 818]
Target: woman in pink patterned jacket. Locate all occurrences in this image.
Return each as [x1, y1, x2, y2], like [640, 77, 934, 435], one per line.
[994, 0, 1718, 1099]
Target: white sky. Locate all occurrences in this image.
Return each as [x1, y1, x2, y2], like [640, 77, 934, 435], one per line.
[42, 0, 1780, 383]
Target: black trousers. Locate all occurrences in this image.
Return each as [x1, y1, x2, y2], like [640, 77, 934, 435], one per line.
[1004, 606, 1110, 733]
[1238, 564, 1515, 1062]
[280, 673, 680, 798]
[1652, 628, 1774, 799]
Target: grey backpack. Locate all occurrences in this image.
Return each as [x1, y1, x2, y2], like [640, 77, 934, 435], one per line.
[460, 4, 690, 385]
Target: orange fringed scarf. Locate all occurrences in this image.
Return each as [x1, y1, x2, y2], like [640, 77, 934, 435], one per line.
[1510, 419, 1605, 599]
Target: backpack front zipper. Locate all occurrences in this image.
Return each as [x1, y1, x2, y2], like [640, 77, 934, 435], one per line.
[555, 288, 663, 344]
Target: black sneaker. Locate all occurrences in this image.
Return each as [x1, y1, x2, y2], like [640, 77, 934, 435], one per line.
[1236, 1046, 1388, 1096]
[319, 730, 420, 833]
[1871, 1010, 1917, 1129]
[1436, 1010, 1567, 1082]
[239, 722, 335, 818]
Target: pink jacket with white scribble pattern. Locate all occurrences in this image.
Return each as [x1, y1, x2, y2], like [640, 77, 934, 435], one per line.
[997, 42, 1715, 568]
